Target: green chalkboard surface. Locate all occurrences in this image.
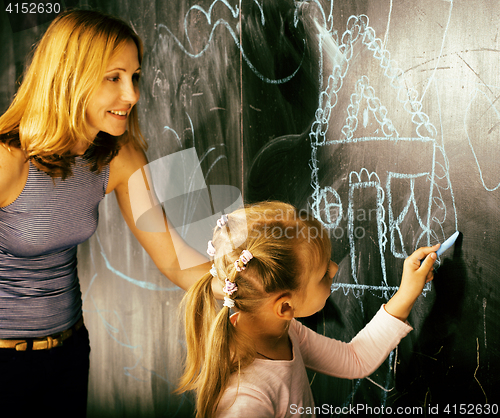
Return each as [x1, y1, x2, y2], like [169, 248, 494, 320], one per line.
[1, 0, 498, 416]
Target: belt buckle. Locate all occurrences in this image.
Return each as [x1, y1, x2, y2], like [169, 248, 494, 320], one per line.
[45, 336, 54, 350]
[15, 341, 28, 351]
[33, 336, 58, 350]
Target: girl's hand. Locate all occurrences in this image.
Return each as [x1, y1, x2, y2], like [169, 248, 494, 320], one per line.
[401, 244, 440, 297]
[384, 244, 440, 322]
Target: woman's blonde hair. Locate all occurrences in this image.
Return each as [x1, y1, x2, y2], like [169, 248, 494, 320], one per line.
[0, 9, 146, 178]
[177, 201, 331, 418]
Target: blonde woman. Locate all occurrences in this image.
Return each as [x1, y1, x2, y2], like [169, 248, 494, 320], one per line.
[0, 9, 209, 416]
[177, 202, 438, 418]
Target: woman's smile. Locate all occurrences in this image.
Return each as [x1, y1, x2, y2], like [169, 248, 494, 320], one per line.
[85, 40, 141, 138]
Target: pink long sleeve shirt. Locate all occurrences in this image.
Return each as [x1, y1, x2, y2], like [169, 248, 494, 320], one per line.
[217, 305, 412, 417]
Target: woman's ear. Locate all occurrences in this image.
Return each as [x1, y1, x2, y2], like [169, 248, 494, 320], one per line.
[273, 295, 294, 320]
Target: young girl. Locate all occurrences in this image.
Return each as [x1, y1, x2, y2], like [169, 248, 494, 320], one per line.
[177, 201, 438, 418]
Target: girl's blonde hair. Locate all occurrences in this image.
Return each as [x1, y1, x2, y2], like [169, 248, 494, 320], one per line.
[177, 201, 331, 418]
[0, 9, 146, 178]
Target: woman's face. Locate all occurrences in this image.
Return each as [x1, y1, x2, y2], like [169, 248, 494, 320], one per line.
[85, 40, 141, 142]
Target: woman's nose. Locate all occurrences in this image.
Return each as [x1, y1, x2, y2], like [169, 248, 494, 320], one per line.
[121, 79, 140, 105]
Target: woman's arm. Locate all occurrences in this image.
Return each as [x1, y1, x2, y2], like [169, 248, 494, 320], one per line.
[107, 141, 221, 295]
[0, 144, 28, 208]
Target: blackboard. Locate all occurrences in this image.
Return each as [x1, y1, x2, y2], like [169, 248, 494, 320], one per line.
[247, 0, 500, 412]
[1, 0, 499, 416]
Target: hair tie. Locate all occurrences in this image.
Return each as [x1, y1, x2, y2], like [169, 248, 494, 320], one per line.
[222, 278, 237, 309]
[207, 215, 228, 258]
[207, 240, 216, 257]
[217, 214, 228, 229]
[234, 249, 253, 272]
[223, 296, 235, 309]
[223, 278, 238, 296]
[210, 264, 217, 277]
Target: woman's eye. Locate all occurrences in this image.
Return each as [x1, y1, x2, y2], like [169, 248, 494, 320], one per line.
[107, 76, 120, 82]
[133, 73, 141, 83]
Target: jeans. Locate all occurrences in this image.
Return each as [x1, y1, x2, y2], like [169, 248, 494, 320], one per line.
[0, 323, 91, 417]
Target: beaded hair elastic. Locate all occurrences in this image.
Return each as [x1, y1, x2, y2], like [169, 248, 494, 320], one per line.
[222, 278, 238, 308]
[223, 249, 252, 308]
[206, 215, 229, 258]
[217, 214, 228, 229]
[209, 264, 217, 277]
[206, 215, 252, 309]
[234, 250, 253, 272]
[207, 240, 216, 257]
[223, 296, 235, 309]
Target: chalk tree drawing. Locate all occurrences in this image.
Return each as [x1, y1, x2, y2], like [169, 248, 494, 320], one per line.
[310, 14, 458, 299]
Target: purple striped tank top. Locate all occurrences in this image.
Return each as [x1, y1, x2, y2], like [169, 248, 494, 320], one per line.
[0, 157, 109, 338]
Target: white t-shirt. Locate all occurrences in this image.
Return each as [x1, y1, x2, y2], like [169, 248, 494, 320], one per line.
[217, 305, 412, 418]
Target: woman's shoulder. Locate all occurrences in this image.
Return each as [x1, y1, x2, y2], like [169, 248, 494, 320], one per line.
[106, 136, 148, 194]
[0, 143, 29, 207]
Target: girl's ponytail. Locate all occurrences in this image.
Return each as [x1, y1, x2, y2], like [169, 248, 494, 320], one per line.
[177, 271, 217, 393]
[196, 301, 235, 418]
[177, 268, 254, 418]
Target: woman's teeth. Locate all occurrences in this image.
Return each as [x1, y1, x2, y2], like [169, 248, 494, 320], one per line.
[109, 110, 127, 116]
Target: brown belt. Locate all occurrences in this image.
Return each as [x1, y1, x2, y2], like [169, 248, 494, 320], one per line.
[0, 317, 84, 351]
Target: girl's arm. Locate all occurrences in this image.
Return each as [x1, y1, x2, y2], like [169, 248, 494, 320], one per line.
[107, 141, 221, 295]
[384, 245, 439, 321]
[294, 307, 412, 379]
[296, 246, 438, 379]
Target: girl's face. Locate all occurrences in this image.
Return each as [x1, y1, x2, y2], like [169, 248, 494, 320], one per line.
[293, 258, 338, 318]
[84, 40, 141, 143]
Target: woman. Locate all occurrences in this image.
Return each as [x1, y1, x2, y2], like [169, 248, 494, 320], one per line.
[0, 9, 209, 416]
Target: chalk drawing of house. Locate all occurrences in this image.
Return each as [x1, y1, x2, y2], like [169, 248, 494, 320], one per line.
[310, 15, 457, 298]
